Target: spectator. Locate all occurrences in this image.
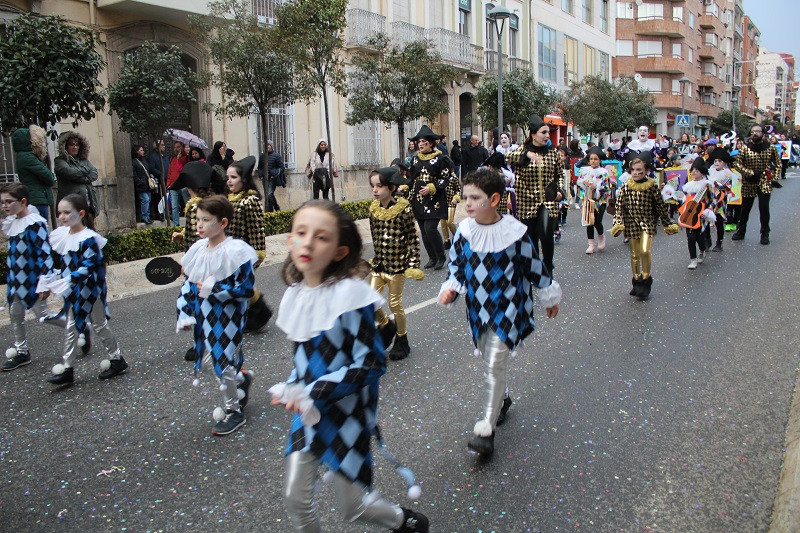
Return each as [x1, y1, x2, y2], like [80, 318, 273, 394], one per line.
[147, 139, 169, 221]
[166, 141, 188, 225]
[437, 135, 449, 157]
[54, 131, 99, 216]
[450, 140, 463, 178]
[11, 126, 54, 222]
[206, 141, 229, 194]
[305, 139, 338, 200]
[131, 145, 153, 224]
[462, 134, 489, 176]
[257, 140, 284, 212]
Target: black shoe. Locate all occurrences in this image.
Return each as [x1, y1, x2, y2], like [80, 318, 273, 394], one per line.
[99, 357, 128, 380]
[760, 233, 770, 245]
[48, 366, 74, 385]
[212, 409, 246, 435]
[393, 508, 430, 533]
[80, 332, 91, 355]
[238, 370, 253, 409]
[388, 334, 411, 361]
[468, 432, 495, 456]
[185, 347, 198, 362]
[773, 181, 783, 188]
[423, 259, 436, 269]
[2, 350, 31, 371]
[731, 231, 745, 241]
[495, 396, 513, 426]
[243, 295, 272, 333]
[712, 241, 723, 252]
[379, 319, 397, 351]
[637, 277, 652, 301]
[433, 256, 446, 270]
[629, 277, 642, 297]
[443, 239, 451, 250]
[705, 236, 713, 250]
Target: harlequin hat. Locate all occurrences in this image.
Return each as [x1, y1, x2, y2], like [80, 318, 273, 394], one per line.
[390, 157, 410, 172]
[371, 166, 408, 188]
[708, 146, 732, 164]
[690, 156, 709, 175]
[235, 155, 256, 179]
[408, 125, 442, 142]
[483, 151, 506, 169]
[528, 114, 547, 134]
[625, 150, 653, 169]
[170, 161, 213, 190]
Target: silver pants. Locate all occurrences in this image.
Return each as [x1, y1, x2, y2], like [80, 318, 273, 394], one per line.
[60, 304, 121, 368]
[284, 451, 403, 532]
[478, 331, 511, 430]
[8, 296, 52, 354]
[200, 352, 240, 412]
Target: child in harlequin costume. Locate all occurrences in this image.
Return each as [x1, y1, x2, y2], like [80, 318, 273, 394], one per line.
[176, 196, 256, 436]
[707, 147, 734, 252]
[44, 194, 127, 385]
[483, 152, 515, 218]
[369, 167, 424, 361]
[681, 158, 718, 270]
[270, 200, 429, 533]
[577, 146, 612, 254]
[1, 183, 54, 371]
[611, 152, 679, 301]
[225, 156, 273, 333]
[170, 161, 213, 362]
[439, 169, 562, 457]
[440, 148, 461, 250]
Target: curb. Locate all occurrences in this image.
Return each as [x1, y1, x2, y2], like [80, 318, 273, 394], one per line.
[771, 370, 800, 532]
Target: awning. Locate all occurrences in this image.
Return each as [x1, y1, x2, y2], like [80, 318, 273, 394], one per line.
[544, 115, 571, 127]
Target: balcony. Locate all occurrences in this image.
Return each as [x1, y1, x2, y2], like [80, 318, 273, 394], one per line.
[510, 57, 531, 71]
[733, 48, 742, 61]
[652, 92, 699, 114]
[345, 9, 386, 49]
[425, 27, 483, 73]
[97, 0, 213, 21]
[700, 74, 723, 91]
[633, 18, 684, 38]
[391, 21, 425, 48]
[699, 103, 721, 117]
[698, 44, 723, 63]
[635, 56, 686, 74]
[734, 22, 744, 38]
[698, 14, 723, 31]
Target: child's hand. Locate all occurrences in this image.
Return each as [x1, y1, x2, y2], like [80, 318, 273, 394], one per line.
[439, 289, 456, 305]
[38, 290, 50, 300]
[171, 231, 183, 242]
[182, 324, 193, 331]
[284, 398, 304, 414]
[196, 281, 203, 291]
[270, 396, 284, 406]
[545, 305, 559, 318]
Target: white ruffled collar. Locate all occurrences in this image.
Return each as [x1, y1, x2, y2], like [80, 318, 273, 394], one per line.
[458, 215, 528, 253]
[276, 277, 385, 342]
[181, 237, 258, 283]
[682, 178, 712, 194]
[1, 207, 46, 237]
[628, 139, 655, 151]
[49, 226, 107, 254]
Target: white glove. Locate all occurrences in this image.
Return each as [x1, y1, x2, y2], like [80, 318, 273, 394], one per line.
[269, 382, 321, 426]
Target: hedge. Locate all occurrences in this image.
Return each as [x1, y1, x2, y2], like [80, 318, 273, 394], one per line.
[0, 200, 372, 281]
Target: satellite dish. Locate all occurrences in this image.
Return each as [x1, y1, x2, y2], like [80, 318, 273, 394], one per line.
[634, 73, 643, 82]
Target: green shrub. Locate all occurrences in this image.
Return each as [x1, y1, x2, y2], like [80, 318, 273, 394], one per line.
[263, 199, 371, 235]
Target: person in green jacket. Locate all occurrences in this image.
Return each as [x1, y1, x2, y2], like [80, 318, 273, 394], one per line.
[11, 126, 55, 222]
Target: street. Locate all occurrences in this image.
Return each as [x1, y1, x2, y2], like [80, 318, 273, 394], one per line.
[1, 172, 799, 532]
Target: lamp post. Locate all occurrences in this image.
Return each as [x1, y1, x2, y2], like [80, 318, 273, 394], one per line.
[731, 93, 739, 135]
[679, 76, 691, 137]
[488, 5, 513, 141]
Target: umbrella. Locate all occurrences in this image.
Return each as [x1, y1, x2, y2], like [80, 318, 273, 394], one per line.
[165, 129, 208, 150]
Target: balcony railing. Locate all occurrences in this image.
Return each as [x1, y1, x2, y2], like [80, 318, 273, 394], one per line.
[391, 21, 425, 48]
[425, 27, 482, 71]
[345, 8, 386, 47]
[252, 0, 279, 24]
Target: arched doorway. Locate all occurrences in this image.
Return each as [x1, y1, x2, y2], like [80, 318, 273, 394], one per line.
[459, 93, 474, 144]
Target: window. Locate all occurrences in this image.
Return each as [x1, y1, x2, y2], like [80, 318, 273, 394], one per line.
[672, 79, 681, 93]
[565, 36, 578, 84]
[616, 39, 633, 56]
[392, 0, 410, 23]
[599, 52, 609, 80]
[509, 27, 519, 57]
[252, 0, 279, 24]
[704, 33, 718, 46]
[702, 62, 717, 76]
[689, 12, 695, 28]
[672, 43, 682, 58]
[616, 2, 633, 19]
[486, 14, 495, 50]
[600, 0, 609, 33]
[637, 40, 663, 58]
[672, 6, 683, 22]
[582, 0, 593, 25]
[459, 9, 470, 36]
[254, 105, 296, 169]
[637, 3, 663, 20]
[688, 47, 693, 63]
[562, 0, 573, 15]
[584, 44, 597, 76]
[639, 77, 663, 93]
[350, 120, 382, 166]
[538, 24, 557, 82]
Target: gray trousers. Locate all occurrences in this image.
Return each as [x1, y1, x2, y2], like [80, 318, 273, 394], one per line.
[478, 331, 511, 430]
[8, 296, 52, 354]
[200, 351, 240, 412]
[57, 304, 121, 368]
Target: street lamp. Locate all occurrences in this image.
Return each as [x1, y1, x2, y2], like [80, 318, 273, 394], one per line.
[488, 5, 513, 142]
[679, 76, 691, 137]
[731, 90, 739, 135]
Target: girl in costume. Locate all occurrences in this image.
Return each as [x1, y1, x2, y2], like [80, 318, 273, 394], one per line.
[611, 152, 679, 301]
[439, 169, 561, 457]
[440, 156, 461, 250]
[556, 146, 572, 229]
[226, 156, 272, 333]
[577, 146, 612, 254]
[681, 158, 717, 270]
[45, 194, 127, 385]
[483, 152, 514, 217]
[369, 167, 423, 361]
[270, 200, 429, 533]
[176, 196, 256, 436]
[707, 147, 734, 252]
[1, 183, 54, 371]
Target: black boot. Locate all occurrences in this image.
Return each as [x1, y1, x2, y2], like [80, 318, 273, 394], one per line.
[495, 396, 513, 426]
[388, 334, 411, 361]
[468, 432, 495, 456]
[712, 240, 723, 252]
[638, 276, 653, 301]
[629, 277, 642, 297]
[99, 357, 128, 380]
[760, 232, 770, 245]
[378, 319, 397, 351]
[393, 507, 430, 533]
[48, 366, 74, 385]
[423, 258, 436, 269]
[433, 249, 447, 270]
[731, 230, 745, 241]
[238, 369, 253, 409]
[244, 295, 272, 333]
[185, 347, 198, 362]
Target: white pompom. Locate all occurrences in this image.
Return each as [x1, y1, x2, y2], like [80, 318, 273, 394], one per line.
[219, 384, 228, 392]
[213, 407, 226, 421]
[473, 419, 493, 437]
[192, 378, 200, 387]
[473, 349, 481, 356]
[235, 371, 245, 383]
[52, 363, 66, 375]
[236, 388, 245, 400]
[99, 359, 111, 371]
[407, 485, 422, 500]
[77, 334, 86, 348]
[5, 348, 17, 359]
[322, 470, 335, 484]
[39, 317, 46, 323]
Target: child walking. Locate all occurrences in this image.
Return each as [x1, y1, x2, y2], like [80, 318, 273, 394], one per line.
[369, 167, 423, 361]
[439, 169, 561, 457]
[270, 200, 429, 532]
[577, 146, 612, 254]
[680, 158, 717, 270]
[45, 194, 127, 385]
[611, 153, 679, 300]
[1, 183, 54, 370]
[176, 196, 256, 435]
[708, 147, 734, 252]
[225, 156, 272, 332]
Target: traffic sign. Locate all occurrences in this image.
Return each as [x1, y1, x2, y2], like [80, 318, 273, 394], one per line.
[676, 114, 691, 127]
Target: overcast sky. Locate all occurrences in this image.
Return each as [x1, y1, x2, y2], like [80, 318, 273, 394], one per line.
[742, 0, 800, 61]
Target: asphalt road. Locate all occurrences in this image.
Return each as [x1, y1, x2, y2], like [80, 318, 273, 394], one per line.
[1, 171, 799, 532]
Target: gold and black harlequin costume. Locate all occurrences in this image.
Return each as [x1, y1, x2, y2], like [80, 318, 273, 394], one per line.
[440, 161, 461, 247]
[505, 115, 564, 274]
[731, 135, 782, 243]
[611, 152, 679, 300]
[227, 156, 272, 333]
[183, 197, 202, 251]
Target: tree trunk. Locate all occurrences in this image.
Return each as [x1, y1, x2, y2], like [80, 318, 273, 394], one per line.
[322, 84, 338, 202]
[259, 111, 270, 211]
[398, 121, 405, 163]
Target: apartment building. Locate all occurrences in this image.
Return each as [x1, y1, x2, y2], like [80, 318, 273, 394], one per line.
[613, 0, 727, 138]
[739, 15, 759, 119]
[756, 49, 795, 128]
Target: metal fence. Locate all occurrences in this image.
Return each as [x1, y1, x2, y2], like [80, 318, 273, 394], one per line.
[254, 105, 296, 170]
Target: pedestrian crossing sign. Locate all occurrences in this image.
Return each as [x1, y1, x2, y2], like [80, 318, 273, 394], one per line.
[676, 114, 691, 127]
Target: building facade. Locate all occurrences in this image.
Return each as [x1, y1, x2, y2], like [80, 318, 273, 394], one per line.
[739, 15, 760, 119]
[755, 48, 795, 128]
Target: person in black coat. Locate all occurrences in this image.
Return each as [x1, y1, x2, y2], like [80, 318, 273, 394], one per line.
[131, 145, 153, 224]
[462, 135, 489, 177]
[450, 140, 463, 178]
[257, 140, 285, 212]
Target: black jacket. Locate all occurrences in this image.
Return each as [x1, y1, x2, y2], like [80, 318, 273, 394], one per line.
[132, 157, 151, 193]
[450, 143, 462, 165]
[258, 150, 285, 183]
[462, 144, 489, 174]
